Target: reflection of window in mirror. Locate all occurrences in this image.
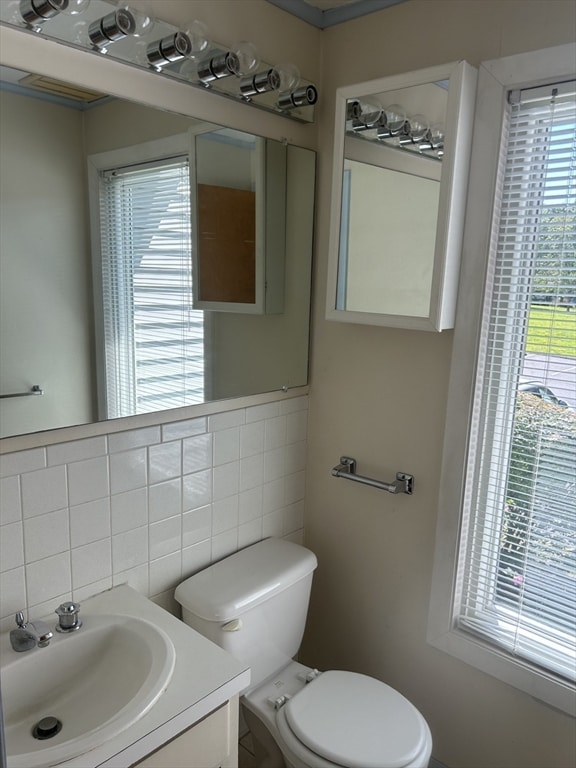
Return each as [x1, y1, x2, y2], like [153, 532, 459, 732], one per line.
[89, 135, 206, 419]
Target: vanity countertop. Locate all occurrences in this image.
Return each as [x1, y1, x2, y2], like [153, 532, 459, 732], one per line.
[1, 585, 250, 768]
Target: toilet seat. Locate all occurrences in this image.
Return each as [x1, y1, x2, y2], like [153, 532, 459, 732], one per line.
[275, 671, 431, 768]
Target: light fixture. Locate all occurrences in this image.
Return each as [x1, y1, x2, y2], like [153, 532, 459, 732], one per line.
[238, 59, 299, 100]
[0, 0, 318, 123]
[197, 41, 259, 85]
[146, 19, 209, 70]
[425, 124, 445, 156]
[88, 3, 154, 53]
[239, 68, 280, 98]
[398, 113, 430, 146]
[277, 84, 318, 110]
[347, 99, 441, 159]
[18, 0, 90, 30]
[407, 114, 430, 142]
[376, 104, 407, 137]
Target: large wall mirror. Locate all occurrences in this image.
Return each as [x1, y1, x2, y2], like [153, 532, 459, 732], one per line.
[0, 26, 316, 440]
[326, 61, 477, 331]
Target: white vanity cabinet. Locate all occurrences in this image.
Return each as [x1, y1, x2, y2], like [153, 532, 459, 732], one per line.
[134, 698, 239, 768]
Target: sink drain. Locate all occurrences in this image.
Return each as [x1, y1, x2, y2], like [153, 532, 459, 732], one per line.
[32, 716, 62, 740]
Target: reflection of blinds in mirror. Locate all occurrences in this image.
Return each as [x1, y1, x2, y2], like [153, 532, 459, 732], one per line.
[98, 156, 204, 418]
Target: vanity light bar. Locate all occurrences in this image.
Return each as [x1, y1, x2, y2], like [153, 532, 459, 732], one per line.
[7, 0, 318, 123]
[346, 99, 444, 159]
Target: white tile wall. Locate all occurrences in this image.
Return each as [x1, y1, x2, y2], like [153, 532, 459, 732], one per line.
[0, 397, 308, 630]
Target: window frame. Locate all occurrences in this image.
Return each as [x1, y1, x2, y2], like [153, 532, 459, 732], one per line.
[87, 132, 210, 419]
[427, 42, 576, 717]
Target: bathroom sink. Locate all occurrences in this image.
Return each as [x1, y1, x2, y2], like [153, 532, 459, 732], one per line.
[1, 614, 176, 768]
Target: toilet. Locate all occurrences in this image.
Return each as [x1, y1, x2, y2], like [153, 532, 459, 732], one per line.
[174, 537, 432, 768]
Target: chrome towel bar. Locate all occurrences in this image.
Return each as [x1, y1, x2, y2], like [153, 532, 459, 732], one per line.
[332, 456, 414, 495]
[0, 385, 44, 399]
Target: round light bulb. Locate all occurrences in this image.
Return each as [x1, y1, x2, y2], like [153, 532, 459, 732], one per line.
[407, 113, 429, 142]
[429, 123, 445, 147]
[4, 0, 22, 24]
[231, 41, 259, 75]
[358, 99, 382, 128]
[183, 19, 210, 57]
[60, 0, 91, 15]
[384, 104, 407, 134]
[114, 3, 154, 38]
[276, 62, 300, 93]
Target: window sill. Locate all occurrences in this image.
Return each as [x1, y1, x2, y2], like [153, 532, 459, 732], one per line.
[427, 618, 576, 717]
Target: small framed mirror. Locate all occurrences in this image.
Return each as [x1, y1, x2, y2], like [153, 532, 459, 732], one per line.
[326, 60, 477, 331]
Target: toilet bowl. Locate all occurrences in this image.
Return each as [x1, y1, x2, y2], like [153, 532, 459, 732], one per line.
[243, 661, 432, 768]
[175, 537, 433, 768]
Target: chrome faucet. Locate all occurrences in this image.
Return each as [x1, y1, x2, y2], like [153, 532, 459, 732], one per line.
[10, 611, 53, 652]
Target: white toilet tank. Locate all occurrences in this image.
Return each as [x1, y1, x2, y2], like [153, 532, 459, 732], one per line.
[175, 538, 318, 692]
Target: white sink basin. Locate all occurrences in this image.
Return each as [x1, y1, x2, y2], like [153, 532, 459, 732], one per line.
[1, 614, 176, 768]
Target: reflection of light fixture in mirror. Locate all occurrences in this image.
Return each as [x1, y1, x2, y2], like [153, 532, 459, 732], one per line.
[146, 19, 209, 70]
[428, 124, 445, 156]
[19, 0, 90, 30]
[197, 41, 259, 85]
[399, 113, 430, 146]
[407, 114, 430, 141]
[376, 104, 407, 137]
[88, 3, 155, 53]
[346, 100, 360, 120]
[277, 84, 318, 110]
[347, 98, 382, 131]
[358, 99, 382, 127]
[346, 101, 443, 159]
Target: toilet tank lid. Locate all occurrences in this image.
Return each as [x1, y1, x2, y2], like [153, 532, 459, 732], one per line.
[175, 538, 318, 622]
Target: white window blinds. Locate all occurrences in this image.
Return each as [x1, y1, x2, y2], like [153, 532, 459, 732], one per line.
[457, 81, 576, 682]
[98, 156, 204, 418]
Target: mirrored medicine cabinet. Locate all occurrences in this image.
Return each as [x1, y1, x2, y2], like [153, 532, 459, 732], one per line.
[326, 60, 477, 331]
[0, 22, 316, 441]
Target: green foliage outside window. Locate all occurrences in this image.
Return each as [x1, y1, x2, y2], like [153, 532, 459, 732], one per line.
[498, 393, 576, 604]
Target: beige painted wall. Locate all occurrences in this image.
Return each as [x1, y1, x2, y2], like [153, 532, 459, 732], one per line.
[302, 2, 576, 768]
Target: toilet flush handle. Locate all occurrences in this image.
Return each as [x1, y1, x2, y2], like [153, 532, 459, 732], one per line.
[221, 619, 242, 632]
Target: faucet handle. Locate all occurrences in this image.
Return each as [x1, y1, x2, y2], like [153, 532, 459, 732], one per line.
[15, 610, 27, 628]
[55, 601, 82, 632]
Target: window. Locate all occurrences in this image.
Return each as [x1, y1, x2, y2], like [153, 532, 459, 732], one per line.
[90, 138, 205, 419]
[428, 44, 576, 716]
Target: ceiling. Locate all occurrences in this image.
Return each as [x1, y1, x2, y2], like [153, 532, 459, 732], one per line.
[265, 0, 408, 28]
